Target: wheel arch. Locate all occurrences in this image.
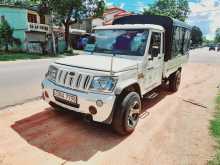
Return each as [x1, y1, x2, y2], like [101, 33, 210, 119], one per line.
[103, 82, 142, 124]
[115, 81, 142, 98]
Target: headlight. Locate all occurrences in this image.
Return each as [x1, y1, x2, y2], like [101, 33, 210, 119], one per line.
[89, 76, 118, 93]
[46, 65, 58, 81]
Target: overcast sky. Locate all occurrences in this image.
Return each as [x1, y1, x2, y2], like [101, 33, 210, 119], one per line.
[106, 0, 220, 40]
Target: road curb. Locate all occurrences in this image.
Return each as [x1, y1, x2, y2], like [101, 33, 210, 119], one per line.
[0, 96, 42, 111]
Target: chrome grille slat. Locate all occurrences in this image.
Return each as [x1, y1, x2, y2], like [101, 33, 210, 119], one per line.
[57, 70, 63, 82]
[63, 72, 68, 85]
[84, 75, 91, 89]
[86, 76, 93, 89]
[73, 73, 80, 88]
[59, 70, 67, 85]
[69, 77, 73, 87]
[55, 68, 92, 91]
[79, 75, 87, 89]
[76, 74, 82, 88]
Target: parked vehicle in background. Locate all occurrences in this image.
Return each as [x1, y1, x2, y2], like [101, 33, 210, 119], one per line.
[217, 45, 220, 52]
[209, 45, 216, 51]
[41, 15, 192, 135]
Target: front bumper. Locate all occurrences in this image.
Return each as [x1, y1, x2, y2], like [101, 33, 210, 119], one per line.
[41, 79, 116, 123]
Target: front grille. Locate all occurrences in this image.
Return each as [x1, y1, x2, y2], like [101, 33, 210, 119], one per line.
[55, 69, 92, 90]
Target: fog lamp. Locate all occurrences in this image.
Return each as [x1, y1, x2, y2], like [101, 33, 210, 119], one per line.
[96, 100, 104, 107]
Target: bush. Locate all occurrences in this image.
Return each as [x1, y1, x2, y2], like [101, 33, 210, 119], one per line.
[0, 19, 14, 51]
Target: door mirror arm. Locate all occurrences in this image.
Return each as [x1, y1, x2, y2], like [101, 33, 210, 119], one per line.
[152, 48, 160, 57]
[148, 56, 153, 61]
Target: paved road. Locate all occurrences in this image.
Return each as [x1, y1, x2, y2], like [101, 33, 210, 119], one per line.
[189, 47, 220, 64]
[0, 59, 54, 109]
[0, 48, 219, 109]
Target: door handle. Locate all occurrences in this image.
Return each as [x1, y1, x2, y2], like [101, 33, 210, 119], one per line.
[147, 67, 154, 70]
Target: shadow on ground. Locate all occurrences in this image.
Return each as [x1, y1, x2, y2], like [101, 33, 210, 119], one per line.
[140, 88, 172, 118]
[11, 88, 172, 162]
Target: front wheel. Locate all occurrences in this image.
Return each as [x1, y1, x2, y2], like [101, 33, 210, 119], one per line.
[169, 70, 181, 92]
[112, 92, 141, 135]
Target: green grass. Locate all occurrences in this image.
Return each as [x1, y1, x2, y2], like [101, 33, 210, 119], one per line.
[0, 52, 59, 61]
[0, 51, 80, 62]
[209, 93, 220, 165]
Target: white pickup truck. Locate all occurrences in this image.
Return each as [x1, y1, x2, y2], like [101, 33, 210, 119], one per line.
[42, 15, 192, 135]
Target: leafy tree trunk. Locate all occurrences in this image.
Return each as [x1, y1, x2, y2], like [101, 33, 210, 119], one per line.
[64, 22, 70, 50]
[5, 43, 8, 52]
[63, 6, 74, 50]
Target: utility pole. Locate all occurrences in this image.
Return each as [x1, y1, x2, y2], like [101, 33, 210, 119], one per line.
[50, 11, 56, 55]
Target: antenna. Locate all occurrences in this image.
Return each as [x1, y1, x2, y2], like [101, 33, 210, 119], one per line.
[110, 44, 116, 76]
[110, 52, 115, 76]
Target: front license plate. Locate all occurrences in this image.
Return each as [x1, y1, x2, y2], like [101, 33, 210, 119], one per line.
[53, 90, 77, 105]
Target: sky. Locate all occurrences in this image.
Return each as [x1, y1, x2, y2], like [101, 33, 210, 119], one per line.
[106, 0, 220, 40]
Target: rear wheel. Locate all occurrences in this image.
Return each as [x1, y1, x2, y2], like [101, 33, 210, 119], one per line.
[169, 70, 181, 92]
[112, 92, 141, 135]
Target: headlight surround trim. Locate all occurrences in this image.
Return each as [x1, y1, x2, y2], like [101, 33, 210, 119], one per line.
[89, 76, 118, 93]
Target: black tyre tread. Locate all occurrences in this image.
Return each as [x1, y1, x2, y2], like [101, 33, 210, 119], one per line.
[169, 70, 181, 92]
[112, 92, 141, 135]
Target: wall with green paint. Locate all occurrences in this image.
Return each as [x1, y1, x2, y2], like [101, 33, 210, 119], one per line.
[0, 6, 28, 48]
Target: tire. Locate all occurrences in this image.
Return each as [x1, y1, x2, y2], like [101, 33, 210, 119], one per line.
[169, 70, 181, 92]
[112, 92, 141, 135]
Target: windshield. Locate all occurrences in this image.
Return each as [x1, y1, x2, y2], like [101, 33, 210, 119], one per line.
[86, 29, 149, 56]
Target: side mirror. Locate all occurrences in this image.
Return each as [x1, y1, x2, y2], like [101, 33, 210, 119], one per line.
[151, 46, 160, 57]
[148, 56, 153, 61]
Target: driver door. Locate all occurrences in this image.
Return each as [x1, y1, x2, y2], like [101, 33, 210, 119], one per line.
[143, 31, 164, 92]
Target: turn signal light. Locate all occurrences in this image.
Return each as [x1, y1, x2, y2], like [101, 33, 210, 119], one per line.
[42, 92, 45, 100]
[44, 91, 49, 98]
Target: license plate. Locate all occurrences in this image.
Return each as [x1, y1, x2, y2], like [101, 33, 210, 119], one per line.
[53, 90, 77, 105]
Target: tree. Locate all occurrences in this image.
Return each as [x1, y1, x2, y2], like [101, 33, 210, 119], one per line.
[0, 19, 14, 51]
[202, 37, 210, 45]
[143, 0, 190, 22]
[215, 28, 220, 43]
[33, 0, 105, 49]
[191, 26, 203, 46]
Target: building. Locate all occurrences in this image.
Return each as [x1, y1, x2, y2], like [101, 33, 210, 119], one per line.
[0, 4, 50, 53]
[70, 17, 104, 33]
[103, 6, 132, 25]
[70, 7, 131, 32]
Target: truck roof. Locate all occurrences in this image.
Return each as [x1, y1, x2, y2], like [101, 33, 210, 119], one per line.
[94, 24, 164, 31]
[113, 15, 192, 30]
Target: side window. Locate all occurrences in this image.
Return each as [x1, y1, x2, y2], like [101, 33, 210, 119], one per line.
[172, 26, 186, 57]
[149, 32, 161, 58]
[28, 13, 37, 23]
[179, 27, 184, 54]
[172, 27, 178, 57]
[183, 30, 191, 53]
